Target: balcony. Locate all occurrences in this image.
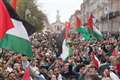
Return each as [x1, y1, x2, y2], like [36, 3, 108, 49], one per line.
[100, 11, 120, 21]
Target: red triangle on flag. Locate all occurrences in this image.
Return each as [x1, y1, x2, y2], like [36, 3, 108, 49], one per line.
[76, 16, 82, 30]
[87, 15, 93, 29]
[92, 53, 101, 69]
[66, 21, 70, 31]
[65, 21, 70, 39]
[0, 0, 14, 39]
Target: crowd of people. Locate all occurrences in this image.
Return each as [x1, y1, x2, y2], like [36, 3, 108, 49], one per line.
[0, 31, 119, 80]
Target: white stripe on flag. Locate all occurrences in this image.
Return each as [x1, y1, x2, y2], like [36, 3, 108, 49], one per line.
[7, 19, 29, 40]
[60, 39, 69, 60]
[93, 26, 102, 36]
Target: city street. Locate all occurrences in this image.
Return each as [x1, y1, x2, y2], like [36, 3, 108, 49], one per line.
[0, 0, 120, 80]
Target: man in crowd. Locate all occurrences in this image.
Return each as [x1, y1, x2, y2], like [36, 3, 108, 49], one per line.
[0, 31, 119, 80]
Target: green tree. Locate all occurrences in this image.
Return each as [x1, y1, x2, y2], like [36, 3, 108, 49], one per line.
[17, 0, 48, 32]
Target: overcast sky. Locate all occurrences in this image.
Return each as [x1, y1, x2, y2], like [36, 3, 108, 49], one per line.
[36, 0, 83, 23]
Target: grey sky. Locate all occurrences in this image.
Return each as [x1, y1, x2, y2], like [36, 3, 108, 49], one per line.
[36, 0, 83, 23]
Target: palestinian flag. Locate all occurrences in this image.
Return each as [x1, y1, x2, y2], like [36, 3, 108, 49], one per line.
[76, 16, 91, 40]
[87, 15, 103, 40]
[75, 16, 82, 30]
[0, 0, 14, 39]
[60, 39, 72, 60]
[4, 0, 35, 36]
[92, 53, 101, 69]
[93, 54, 101, 69]
[65, 21, 70, 39]
[0, 0, 35, 57]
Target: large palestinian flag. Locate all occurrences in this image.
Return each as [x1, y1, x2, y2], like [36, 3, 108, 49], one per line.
[87, 15, 103, 40]
[76, 16, 91, 40]
[0, 0, 35, 57]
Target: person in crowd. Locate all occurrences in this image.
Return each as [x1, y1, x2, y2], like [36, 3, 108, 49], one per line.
[51, 67, 66, 80]
[84, 74, 100, 80]
[0, 31, 119, 80]
[8, 72, 18, 80]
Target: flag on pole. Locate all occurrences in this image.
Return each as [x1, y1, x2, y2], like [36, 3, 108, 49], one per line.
[92, 53, 101, 69]
[75, 16, 82, 30]
[87, 15, 93, 29]
[76, 16, 91, 40]
[65, 21, 70, 39]
[77, 26, 91, 40]
[60, 39, 72, 60]
[0, 1, 35, 57]
[87, 15, 103, 40]
[61, 21, 72, 60]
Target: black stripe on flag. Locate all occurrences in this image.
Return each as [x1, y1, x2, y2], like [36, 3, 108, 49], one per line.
[3, 0, 36, 36]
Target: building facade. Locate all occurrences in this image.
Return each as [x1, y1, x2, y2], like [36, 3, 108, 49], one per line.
[50, 11, 65, 33]
[80, 0, 120, 32]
